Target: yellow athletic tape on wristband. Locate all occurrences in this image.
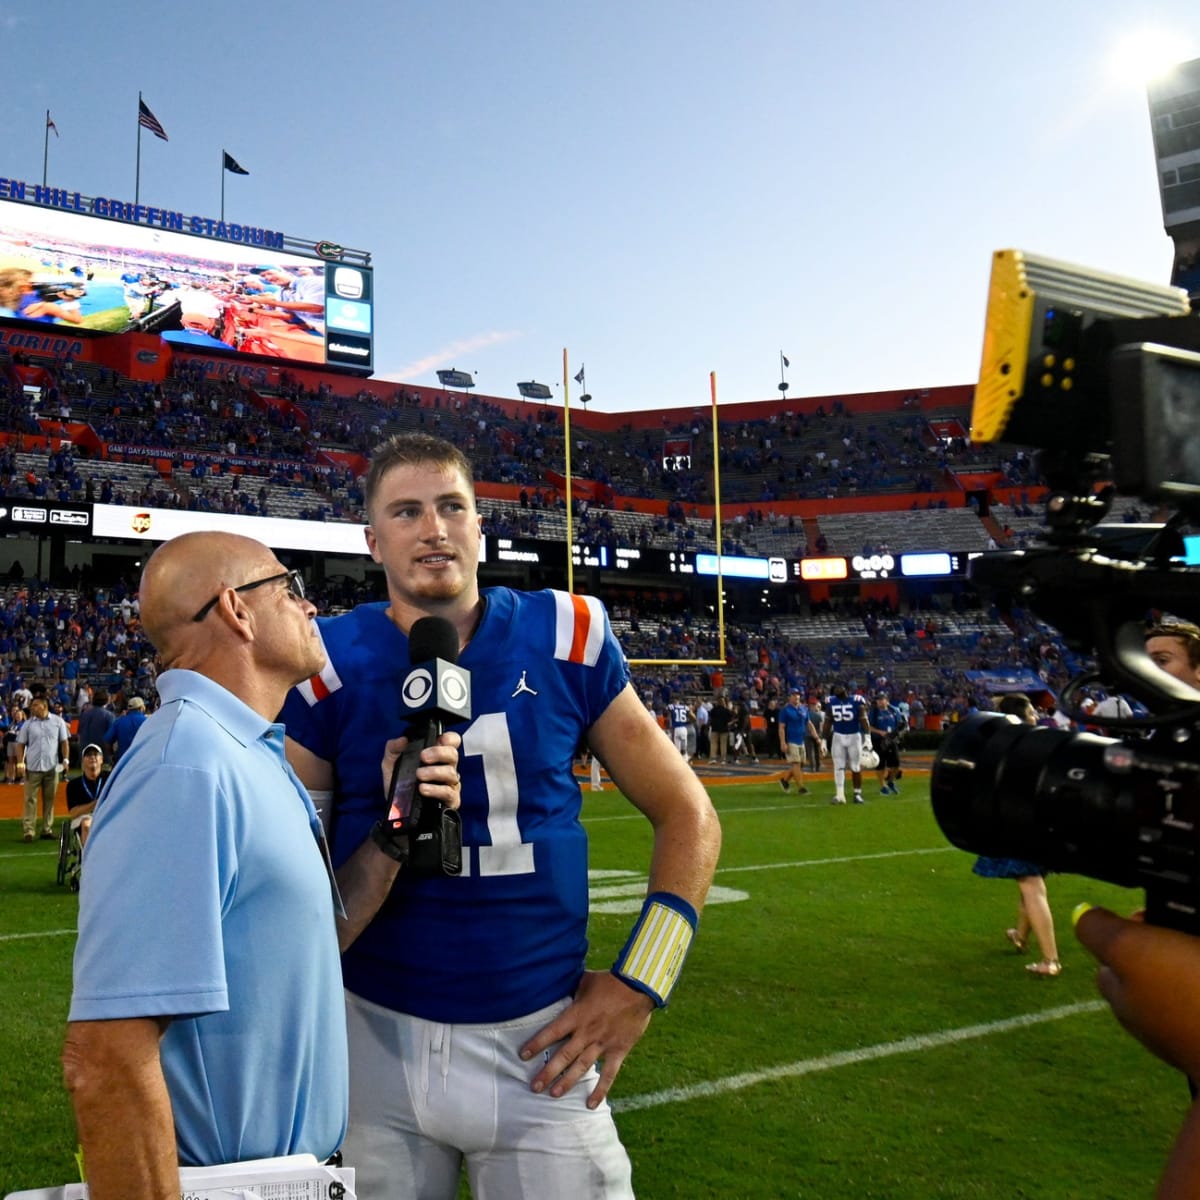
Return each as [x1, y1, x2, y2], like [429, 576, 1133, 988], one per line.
[612, 892, 697, 1007]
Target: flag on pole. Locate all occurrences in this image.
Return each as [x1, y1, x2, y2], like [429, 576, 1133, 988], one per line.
[46, 113, 59, 138]
[138, 98, 169, 141]
[781, 353, 790, 368]
[223, 151, 249, 175]
[574, 367, 585, 385]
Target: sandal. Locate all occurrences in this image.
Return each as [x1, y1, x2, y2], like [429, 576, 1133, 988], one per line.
[1005, 928, 1028, 954]
[1025, 960, 1062, 977]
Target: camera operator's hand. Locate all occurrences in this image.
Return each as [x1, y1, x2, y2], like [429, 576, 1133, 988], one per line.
[1074, 905, 1200, 1080]
[1076, 906, 1200, 1198]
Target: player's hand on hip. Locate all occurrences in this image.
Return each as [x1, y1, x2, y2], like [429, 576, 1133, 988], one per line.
[520, 969, 654, 1109]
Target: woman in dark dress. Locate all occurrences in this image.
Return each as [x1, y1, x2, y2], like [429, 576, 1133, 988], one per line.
[972, 693, 1061, 977]
[4, 705, 24, 785]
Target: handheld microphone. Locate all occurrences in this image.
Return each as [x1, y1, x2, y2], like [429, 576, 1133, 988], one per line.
[380, 616, 470, 876]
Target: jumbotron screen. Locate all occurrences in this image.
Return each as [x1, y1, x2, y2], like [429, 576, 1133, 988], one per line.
[0, 195, 373, 371]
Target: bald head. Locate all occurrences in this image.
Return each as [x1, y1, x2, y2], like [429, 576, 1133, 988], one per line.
[141, 532, 282, 662]
[139, 532, 322, 720]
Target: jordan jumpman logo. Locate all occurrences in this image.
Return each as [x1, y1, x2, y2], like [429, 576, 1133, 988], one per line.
[512, 670, 538, 698]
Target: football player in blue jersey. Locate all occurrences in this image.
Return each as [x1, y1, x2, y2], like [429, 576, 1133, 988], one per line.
[667, 695, 694, 760]
[822, 683, 870, 804]
[282, 433, 721, 1200]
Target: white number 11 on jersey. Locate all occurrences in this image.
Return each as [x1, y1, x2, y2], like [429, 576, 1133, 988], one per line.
[461, 711, 536, 877]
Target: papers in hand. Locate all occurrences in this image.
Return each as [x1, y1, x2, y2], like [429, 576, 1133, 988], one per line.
[6, 1154, 355, 1200]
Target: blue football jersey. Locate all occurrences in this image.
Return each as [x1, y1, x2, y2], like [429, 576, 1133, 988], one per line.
[279, 588, 630, 1023]
[668, 703, 690, 728]
[827, 694, 867, 735]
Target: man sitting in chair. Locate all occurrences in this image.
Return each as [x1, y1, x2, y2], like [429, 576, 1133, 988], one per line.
[66, 743, 107, 847]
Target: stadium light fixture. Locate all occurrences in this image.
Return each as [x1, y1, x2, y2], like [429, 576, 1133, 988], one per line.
[436, 369, 476, 390]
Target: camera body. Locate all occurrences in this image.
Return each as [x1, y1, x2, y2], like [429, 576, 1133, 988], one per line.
[933, 714, 1200, 931]
[930, 250, 1200, 931]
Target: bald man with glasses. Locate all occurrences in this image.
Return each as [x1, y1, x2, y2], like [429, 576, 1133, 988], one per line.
[63, 532, 462, 1200]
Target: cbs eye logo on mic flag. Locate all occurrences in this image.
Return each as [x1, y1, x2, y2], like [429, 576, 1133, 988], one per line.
[438, 668, 469, 709]
[401, 665, 470, 713]
[402, 668, 436, 708]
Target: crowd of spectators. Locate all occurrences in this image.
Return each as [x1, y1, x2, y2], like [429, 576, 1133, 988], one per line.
[0, 339, 1174, 733]
[0, 343, 1060, 531]
[0, 556, 1091, 763]
[602, 586, 1091, 732]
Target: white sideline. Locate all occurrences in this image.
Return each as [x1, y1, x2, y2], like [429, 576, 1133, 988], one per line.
[716, 846, 956, 875]
[7, 849, 959, 941]
[612, 1000, 1107, 1113]
[585, 796, 926, 823]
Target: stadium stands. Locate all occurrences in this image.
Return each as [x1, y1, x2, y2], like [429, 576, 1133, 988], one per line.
[0, 328, 1128, 722]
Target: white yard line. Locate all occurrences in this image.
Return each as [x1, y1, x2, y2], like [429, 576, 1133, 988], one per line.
[613, 1001, 1106, 1113]
[715, 846, 957, 874]
[584, 796, 926, 823]
[0, 929, 75, 943]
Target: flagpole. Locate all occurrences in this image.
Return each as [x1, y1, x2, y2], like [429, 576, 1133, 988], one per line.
[711, 370, 727, 666]
[135, 92, 143, 205]
[221, 149, 225, 222]
[42, 110, 50, 188]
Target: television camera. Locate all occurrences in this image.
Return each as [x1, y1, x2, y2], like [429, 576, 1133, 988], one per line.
[930, 249, 1200, 932]
[32, 281, 86, 303]
[126, 297, 183, 336]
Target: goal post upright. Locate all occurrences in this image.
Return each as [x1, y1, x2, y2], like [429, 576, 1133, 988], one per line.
[626, 369, 727, 669]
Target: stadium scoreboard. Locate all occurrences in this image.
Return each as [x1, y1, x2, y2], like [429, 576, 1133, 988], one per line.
[795, 552, 973, 582]
[0, 501, 1032, 583]
[571, 544, 648, 570]
[0, 173, 374, 373]
[563, 544, 978, 583]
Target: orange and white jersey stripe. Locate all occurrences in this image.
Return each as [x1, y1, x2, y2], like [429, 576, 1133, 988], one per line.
[552, 591, 606, 667]
[297, 626, 343, 705]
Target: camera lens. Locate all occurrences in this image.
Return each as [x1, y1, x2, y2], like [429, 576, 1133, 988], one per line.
[931, 713, 1173, 890]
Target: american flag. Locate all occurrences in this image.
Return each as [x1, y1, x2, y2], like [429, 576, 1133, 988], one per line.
[138, 98, 168, 141]
[46, 113, 58, 137]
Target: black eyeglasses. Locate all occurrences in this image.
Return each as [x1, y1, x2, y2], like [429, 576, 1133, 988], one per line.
[191, 569, 306, 623]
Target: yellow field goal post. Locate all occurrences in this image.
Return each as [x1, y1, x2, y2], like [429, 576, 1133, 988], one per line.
[561, 353, 727, 671]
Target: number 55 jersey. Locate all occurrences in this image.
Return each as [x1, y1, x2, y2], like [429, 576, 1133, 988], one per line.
[279, 588, 630, 1024]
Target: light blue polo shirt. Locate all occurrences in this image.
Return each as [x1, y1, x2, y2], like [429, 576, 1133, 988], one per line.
[70, 669, 348, 1167]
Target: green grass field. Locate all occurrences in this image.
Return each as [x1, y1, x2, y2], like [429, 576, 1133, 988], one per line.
[0, 778, 1184, 1198]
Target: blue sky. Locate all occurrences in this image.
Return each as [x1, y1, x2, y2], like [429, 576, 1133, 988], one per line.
[2, 1, 1197, 411]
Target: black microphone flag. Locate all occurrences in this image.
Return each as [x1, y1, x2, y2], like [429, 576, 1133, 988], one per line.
[401, 617, 472, 727]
